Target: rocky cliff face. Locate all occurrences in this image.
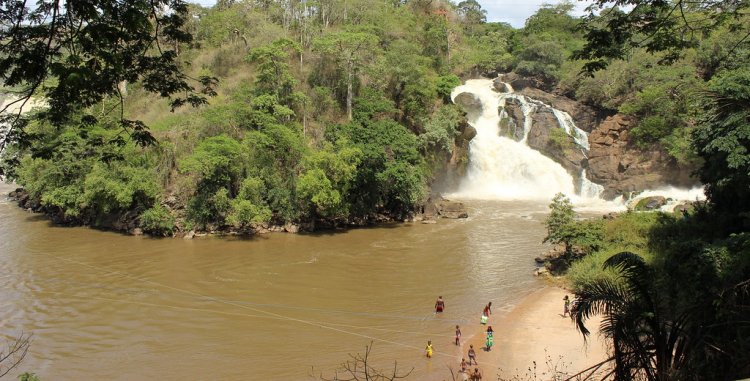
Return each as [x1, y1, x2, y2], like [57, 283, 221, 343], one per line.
[588, 115, 695, 198]
[525, 107, 588, 192]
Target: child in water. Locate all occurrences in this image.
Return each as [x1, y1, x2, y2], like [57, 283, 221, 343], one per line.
[485, 326, 494, 351]
[455, 325, 462, 345]
[468, 344, 477, 365]
[425, 340, 433, 358]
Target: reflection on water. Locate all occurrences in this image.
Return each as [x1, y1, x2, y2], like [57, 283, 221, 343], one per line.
[0, 183, 549, 380]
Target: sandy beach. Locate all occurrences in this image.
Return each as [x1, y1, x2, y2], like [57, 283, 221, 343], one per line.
[450, 287, 609, 380]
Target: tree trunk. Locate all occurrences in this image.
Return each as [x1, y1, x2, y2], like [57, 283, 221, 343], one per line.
[346, 59, 353, 121]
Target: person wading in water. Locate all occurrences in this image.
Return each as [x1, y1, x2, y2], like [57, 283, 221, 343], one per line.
[435, 296, 445, 313]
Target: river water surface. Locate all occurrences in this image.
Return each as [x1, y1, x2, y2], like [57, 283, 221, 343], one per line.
[0, 182, 551, 380]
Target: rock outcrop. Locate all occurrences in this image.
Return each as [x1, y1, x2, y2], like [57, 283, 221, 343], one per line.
[499, 97, 525, 141]
[526, 107, 588, 190]
[587, 115, 696, 199]
[516, 87, 609, 133]
[422, 196, 469, 220]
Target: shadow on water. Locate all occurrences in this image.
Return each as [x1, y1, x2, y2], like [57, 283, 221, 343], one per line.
[299, 221, 405, 238]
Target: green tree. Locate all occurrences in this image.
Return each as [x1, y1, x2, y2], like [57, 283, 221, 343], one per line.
[574, 252, 686, 381]
[0, 0, 217, 163]
[140, 205, 176, 236]
[248, 39, 305, 108]
[544, 193, 603, 256]
[575, 1, 750, 72]
[227, 177, 272, 228]
[692, 68, 750, 227]
[457, 0, 487, 29]
[297, 141, 361, 219]
[313, 31, 379, 121]
[544, 193, 576, 246]
[180, 136, 243, 228]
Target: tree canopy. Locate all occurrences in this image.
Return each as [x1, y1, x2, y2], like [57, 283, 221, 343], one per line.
[0, 0, 216, 171]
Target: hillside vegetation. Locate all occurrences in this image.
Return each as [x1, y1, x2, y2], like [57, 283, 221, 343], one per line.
[2, 0, 747, 236]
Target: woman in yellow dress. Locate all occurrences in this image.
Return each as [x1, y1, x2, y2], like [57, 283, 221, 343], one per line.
[425, 340, 433, 358]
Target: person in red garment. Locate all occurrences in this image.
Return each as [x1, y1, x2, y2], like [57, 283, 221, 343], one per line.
[435, 296, 445, 313]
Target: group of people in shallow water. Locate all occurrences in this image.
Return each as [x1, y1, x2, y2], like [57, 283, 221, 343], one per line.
[426, 297, 493, 380]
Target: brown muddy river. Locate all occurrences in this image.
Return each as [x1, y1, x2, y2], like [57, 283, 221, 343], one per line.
[0, 182, 551, 380]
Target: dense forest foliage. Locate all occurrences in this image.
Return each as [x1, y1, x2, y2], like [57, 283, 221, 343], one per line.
[0, 0, 748, 238]
[540, 0, 750, 371]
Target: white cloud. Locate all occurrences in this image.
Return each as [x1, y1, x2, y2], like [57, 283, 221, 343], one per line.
[479, 0, 595, 28]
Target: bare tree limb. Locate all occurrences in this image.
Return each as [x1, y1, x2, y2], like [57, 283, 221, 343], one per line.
[0, 332, 32, 379]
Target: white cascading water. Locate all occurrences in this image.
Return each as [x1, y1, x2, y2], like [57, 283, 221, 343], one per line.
[448, 78, 707, 210]
[449, 79, 581, 200]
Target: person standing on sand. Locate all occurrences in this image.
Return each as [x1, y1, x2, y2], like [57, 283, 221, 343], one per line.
[435, 296, 445, 313]
[455, 325, 462, 345]
[468, 344, 477, 365]
[425, 340, 433, 358]
[563, 295, 570, 317]
[485, 326, 494, 351]
[471, 368, 482, 381]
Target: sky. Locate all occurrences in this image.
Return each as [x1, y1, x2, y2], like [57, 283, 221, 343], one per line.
[190, 1, 596, 28]
[480, 1, 594, 27]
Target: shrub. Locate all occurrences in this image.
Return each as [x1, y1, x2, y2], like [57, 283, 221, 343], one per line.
[140, 205, 175, 236]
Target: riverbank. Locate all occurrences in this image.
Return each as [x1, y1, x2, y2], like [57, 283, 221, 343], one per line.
[457, 286, 609, 380]
[5, 186, 469, 237]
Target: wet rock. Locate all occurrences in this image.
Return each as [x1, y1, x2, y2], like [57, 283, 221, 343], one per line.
[8, 188, 24, 199]
[492, 77, 512, 93]
[422, 219, 437, 224]
[633, 196, 667, 211]
[183, 230, 195, 240]
[603, 212, 618, 220]
[534, 267, 549, 276]
[130, 228, 144, 236]
[284, 223, 300, 233]
[501, 72, 538, 92]
[436, 199, 468, 219]
[453, 92, 483, 121]
[500, 98, 525, 141]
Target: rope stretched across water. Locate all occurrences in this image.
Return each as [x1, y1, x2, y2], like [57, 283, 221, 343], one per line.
[40, 253, 504, 367]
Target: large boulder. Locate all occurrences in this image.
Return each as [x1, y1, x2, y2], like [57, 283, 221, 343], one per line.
[452, 92, 483, 121]
[587, 115, 696, 199]
[422, 197, 469, 219]
[437, 199, 468, 219]
[492, 77, 513, 93]
[499, 97, 525, 141]
[525, 107, 588, 190]
[632, 196, 667, 211]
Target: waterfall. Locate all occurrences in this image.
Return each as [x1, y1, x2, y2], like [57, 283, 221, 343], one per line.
[447, 78, 707, 211]
[450, 79, 583, 201]
[579, 169, 604, 199]
[551, 108, 590, 151]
